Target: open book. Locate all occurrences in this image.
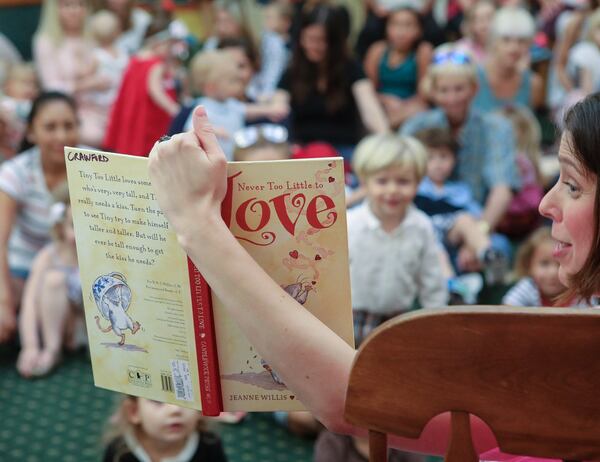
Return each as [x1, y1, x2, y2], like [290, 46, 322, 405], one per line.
[65, 147, 354, 415]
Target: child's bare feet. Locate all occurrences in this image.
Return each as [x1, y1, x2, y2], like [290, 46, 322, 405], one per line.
[17, 347, 41, 378]
[31, 349, 62, 377]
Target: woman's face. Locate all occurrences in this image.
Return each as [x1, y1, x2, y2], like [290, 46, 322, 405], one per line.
[226, 47, 254, 90]
[539, 133, 597, 286]
[215, 8, 242, 39]
[300, 24, 327, 63]
[431, 73, 477, 124]
[493, 35, 531, 67]
[386, 10, 421, 51]
[470, 3, 495, 44]
[28, 100, 79, 166]
[106, 0, 129, 16]
[57, 0, 87, 34]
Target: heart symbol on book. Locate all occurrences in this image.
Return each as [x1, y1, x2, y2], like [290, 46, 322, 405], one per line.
[315, 254, 321, 260]
[328, 177, 334, 183]
[290, 395, 295, 400]
[311, 281, 316, 285]
[289, 250, 299, 259]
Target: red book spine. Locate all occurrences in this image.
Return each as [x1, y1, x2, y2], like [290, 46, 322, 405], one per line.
[187, 257, 223, 416]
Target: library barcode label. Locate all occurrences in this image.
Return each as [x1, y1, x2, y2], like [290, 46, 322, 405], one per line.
[170, 359, 193, 401]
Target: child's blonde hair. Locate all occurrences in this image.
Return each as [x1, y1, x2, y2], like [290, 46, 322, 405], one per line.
[189, 50, 238, 94]
[352, 134, 428, 182]
[498, 105, 542, 183]
[89, 9, 121, 46]
[514, 227, 552, 279]
[421, 44, 477, 98]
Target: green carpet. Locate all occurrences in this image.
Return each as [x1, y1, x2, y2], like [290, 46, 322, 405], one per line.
[0, 344, 314, 462]
[0, 283, 507, 461]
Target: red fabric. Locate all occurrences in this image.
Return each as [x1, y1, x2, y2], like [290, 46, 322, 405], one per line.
[103, 56, 176, 157]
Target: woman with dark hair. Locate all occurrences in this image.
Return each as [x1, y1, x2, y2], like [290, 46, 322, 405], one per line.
[0, 92, 79, 343]
[272, 4, 389, 161]
[147, 92, 600, 457]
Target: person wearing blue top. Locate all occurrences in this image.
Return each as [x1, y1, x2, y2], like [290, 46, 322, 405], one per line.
[401, 45, 520, 237]
[471, 6, 543, 113]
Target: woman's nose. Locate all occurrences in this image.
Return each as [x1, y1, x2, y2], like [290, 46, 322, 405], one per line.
[538, 182, 560, 222]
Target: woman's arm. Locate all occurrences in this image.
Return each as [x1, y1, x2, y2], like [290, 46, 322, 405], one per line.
[530, 72, 545, 110]
[148, 106, 497, 454]
[554, 12, 585, 92]
[0, 191, 17, 342]
[352, 79, 390, 134]
[147, 62, 180, 117]
[363, 41, 386, 88]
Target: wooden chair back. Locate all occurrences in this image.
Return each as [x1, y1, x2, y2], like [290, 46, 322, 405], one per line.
[344, 306, 600, 462]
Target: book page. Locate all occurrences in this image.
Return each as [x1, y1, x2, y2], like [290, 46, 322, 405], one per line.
[65, 148, 202, 410]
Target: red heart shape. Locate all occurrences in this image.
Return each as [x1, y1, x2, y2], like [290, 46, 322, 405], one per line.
[289, 250, 299, 259]
[328, 177, 334, 183]
[315, 254, 321, 260]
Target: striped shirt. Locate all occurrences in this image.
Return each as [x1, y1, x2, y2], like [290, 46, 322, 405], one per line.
[502, 277, 591, 308]
[0, 147, 55, 273]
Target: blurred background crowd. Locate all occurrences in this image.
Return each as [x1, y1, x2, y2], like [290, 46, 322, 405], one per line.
[0, 0, 598, 460]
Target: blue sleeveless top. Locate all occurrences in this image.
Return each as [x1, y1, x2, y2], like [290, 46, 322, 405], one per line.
[377, 48, 418, 99]
[472, 65, 531, 112]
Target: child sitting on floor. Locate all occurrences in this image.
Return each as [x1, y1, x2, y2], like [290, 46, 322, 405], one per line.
[16, 196, 84, 378]
[413, 127, 510, 286]
[502, 226, 589, 307]
[183, 50, 287, 160]
[103, 395, 228, 462]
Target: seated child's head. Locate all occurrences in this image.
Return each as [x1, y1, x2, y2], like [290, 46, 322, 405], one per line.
[352, 134, 427, 222]
[189, 50, 243, 101]
[3, 63, 38, 101]
[89, 9, 121, 47]
[233, 124, 290, 161]
[422, 45, 478, 121]
[462, 0, 496, 45]
[263, 1, 293, 37]
[105, 396, 204, 451]
[414, 127, 458, 186]
[514, 227, 565, 301]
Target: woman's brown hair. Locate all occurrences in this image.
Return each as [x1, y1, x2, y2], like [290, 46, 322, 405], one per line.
[558, 92, 600, 303]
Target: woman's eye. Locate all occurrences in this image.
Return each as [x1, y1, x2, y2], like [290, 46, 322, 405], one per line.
[563, 181, 579, 195]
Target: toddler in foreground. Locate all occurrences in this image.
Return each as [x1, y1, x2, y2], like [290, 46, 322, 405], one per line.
[103, 395, 227, 462]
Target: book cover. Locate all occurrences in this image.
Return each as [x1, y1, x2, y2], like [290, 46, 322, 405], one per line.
[65, 147, 354, 413]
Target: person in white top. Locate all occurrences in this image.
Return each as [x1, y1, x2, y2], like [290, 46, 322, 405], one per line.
[347, 133, 448, 346]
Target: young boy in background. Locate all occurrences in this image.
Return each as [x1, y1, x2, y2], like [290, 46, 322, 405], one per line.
[348, 133, 447, 346]
[184, 50, 287, 159]
[413, 127, 509, 287]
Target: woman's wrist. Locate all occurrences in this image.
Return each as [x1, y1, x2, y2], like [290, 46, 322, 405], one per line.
[175, 208, 229, 255]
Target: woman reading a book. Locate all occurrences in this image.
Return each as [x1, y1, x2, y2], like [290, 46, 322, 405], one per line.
[148, 93, 600, 455]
